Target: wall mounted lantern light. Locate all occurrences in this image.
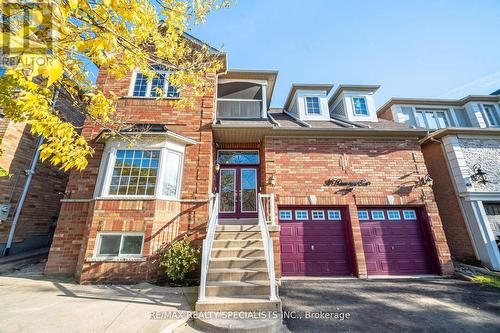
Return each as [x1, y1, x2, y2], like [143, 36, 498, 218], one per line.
[268, 175, 276, 186]
[471, 164, 488, 184]
[417, 174, 433, 187]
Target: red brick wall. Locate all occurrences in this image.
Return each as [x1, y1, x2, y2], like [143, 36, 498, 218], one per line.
[45, 68, 216, 281]
[421, 142, 476, 260]
[262, 136, 454, 276]
[0, 120, 69, 253]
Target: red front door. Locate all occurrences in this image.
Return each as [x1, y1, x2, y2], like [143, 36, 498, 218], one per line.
[218, 166, 259, 219]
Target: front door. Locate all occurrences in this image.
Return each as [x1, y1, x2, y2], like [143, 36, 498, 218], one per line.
[219, 166, 259, 219]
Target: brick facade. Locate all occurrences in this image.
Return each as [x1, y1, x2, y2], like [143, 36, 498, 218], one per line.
[0, 120, 72, 254]
[262, 136, 454, 277]
[421, 141, 477, 261]
[45, 68, 216, 282]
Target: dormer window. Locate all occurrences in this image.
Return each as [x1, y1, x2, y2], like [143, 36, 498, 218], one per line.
[131, 64, 180, 98]
[352, 97, 369, 116]
[305, 97, 321, 115]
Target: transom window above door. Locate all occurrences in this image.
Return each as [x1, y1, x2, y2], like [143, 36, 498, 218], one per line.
[130, 64, 180, 98]
[217, 150, 259, 164]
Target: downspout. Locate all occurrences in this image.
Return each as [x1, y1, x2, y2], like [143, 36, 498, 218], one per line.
[2, 135, 44, 256]
[2, 89, 59, 256]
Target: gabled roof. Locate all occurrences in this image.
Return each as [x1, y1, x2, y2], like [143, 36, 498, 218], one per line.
[328, 84, 380, 106]
[218, 69, 279, 108]
[284, 84, 334, 111]
[377, 94, 500, 116]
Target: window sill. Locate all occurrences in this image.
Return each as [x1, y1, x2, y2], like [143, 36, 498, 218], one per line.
[95, 195, 180, 201]
[86, 256, 147, 263]
[121, 96, 181, 100]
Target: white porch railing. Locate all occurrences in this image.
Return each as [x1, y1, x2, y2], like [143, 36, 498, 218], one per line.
[198, 193, 219, 302]
[259, 193, 276, 226]
[258, 193, 278, 301]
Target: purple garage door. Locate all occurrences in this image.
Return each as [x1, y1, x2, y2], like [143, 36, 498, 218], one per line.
[359, 208, 434, 276]
[279, 207, 352, 277]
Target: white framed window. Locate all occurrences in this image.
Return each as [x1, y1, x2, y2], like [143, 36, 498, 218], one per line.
[403, 210, 417, 220]
[358, 210, 369, 220]
[295, 210, 309, 220]
[352, 97, 369, 116]
[97, 138, 187, 199]
[327, 210, 342, 220]
[415, 109, 450, 129]
[94, 232, 144, 258]
[482, 105, 499, 126]
[312, 210, 325, 220]
[279, 210, 292, 220]
[387, 210, 401, 220]
[130, 64, 180, 98]
[109, 149, 160, 196]
[305, 96, 321, 115]
[371, 211, 385, 220]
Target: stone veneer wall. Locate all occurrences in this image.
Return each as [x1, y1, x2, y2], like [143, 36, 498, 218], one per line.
[458, 137, 500, 192]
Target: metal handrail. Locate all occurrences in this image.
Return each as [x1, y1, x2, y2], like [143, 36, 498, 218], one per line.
[258, 193, 278, 301]
[198, 193, 219, 302]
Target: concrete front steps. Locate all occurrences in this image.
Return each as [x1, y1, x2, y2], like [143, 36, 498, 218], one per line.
[191, 225, 284, 332]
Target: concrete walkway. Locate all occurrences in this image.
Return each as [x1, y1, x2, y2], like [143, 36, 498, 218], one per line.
[0, 274, 193, 333]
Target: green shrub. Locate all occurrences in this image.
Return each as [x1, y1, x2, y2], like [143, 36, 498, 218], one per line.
[160, 237, 200, 282]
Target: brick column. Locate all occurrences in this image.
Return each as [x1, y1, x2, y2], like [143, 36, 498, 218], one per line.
[347, 201, 367, 278]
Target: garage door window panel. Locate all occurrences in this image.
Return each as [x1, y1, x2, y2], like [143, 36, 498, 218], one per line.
[403, 210, 417, 220]
[296, 210, 309, 220]
[312, 210, 325, 220]
[358, 211, 369, 220]
[279, 210, 292, 220]
[371, 211, 385, 220]
[387, 211, 401, 220]
[328, 210, 342, 220]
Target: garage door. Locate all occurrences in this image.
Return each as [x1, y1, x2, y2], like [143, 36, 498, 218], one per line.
[359, 207, 434, 276]
[279, 207, 352, 277]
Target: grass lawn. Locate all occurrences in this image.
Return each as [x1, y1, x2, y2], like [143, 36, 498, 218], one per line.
[472, 275, 500, 288]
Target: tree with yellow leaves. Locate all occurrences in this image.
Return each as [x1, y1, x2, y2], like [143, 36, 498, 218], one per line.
[0, 0, 229, 173]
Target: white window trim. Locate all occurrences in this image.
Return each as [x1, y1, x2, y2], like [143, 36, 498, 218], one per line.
[311, 210, 325, 220]
[414, 108, 452, 129]
[371, 210, 385, 220]
[481, 104, 500, 127]
[305, 96, 321, 115]
[93, 232, 145, 259]
[295, 210, 309, 220]
[351, 96, 369, 116]
[96, 138, 186, 200]
[128, 69, 180, 98]
[327, 210, 342, 220]
[387, 210, 401, 220]
[403, 210, 417, 220]
[279, 210, 292, 220]
[358, 210, 369, 220]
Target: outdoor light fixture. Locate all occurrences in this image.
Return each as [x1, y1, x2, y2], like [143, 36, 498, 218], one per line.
[268, 175, 276, 186]
[214, 163, 220, 172]
[471, 164, 488, 184]
[417, 174, 433, 187]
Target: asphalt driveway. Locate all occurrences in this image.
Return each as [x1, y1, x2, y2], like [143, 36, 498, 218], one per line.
[280, 278, 500, 333]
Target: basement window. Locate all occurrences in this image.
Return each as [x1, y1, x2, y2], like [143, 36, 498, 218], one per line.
[95, 233, 144, 258]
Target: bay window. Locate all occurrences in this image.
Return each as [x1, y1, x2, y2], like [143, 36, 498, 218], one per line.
[483, 105, 499, 127]
[415, 109, 450, 129]
[96, 138, 187, 199]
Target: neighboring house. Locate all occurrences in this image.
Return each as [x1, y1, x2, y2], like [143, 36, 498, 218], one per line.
[45, 38, 454, 316]
[378, 92, 500, 271]
[0, 90, 84, 256]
